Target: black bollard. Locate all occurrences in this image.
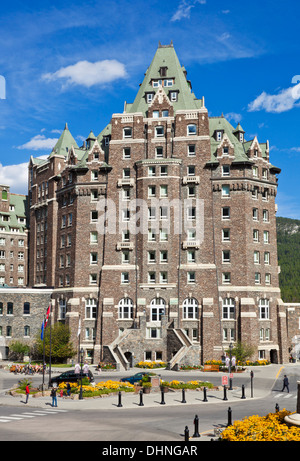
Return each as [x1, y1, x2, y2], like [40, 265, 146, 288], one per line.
[223, 385, 228, 401]
[160, 388, 166, 405]
[117, 391, 123, 407]
[203, 386, 208, 402]
[184, 426, 189, 442]
[227, 407, 232, 427]
[181, 388, 186, 403]
[241, 384, 246, 399]
[275, 403, 280, 413]
[193, 415, 200, 438]
[139, 389, 144, 407]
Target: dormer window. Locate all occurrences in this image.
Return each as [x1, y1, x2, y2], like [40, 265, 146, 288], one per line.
[170, 91, 178, 102]
[159, 67, 168, 77]
[152, 79, 162, 88]
[239, 133, 244, 142]
[164, 79, 173, 87]
[216, 131, 222, 141]
[146, 93, 154, 103]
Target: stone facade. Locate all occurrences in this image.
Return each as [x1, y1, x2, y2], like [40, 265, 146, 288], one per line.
[0, 43, 292, 367]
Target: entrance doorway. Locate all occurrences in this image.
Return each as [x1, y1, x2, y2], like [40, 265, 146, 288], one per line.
[124, 351, 133, 368]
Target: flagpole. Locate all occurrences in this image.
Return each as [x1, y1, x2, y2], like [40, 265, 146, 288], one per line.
[42, 315, 45, 390]
[48, 304, 52, 387]
[77, 314, 81, 362]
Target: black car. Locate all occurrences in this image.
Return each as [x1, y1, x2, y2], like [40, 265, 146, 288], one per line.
[49, 369, 94, 387]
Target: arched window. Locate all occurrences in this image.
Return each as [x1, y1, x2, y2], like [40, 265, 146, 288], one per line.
[259, 299, 269, 319]
[182, 298, 198, 319]
[24, 325, 30, 337]
[118, 298, 133, 319]
[150, 298, 166, 321]
[222, 298, 235, 319]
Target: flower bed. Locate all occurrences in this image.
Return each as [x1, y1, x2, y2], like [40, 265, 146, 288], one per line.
[58, 379, 135, 397]
[221, 410, 300, 441]
[135, 361, 166, 369]
[166, 380, 214, 390]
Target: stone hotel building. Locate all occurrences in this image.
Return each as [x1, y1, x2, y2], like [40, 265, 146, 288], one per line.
[0, 43, 290, 366]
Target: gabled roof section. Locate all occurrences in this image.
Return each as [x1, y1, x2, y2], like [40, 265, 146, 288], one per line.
[125, 43, 203, 115]
[49, 123, 78, 158]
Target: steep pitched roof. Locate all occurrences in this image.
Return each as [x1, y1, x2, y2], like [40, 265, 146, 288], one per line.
[49, 123, 78, 157]
[125, 43, 203, 115]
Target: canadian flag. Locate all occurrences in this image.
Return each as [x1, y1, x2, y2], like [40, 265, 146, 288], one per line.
[44, 305, 51, 328]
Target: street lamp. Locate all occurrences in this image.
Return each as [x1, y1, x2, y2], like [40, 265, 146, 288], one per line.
[229, 342, 233, 390]
[79, 347, 84, 400]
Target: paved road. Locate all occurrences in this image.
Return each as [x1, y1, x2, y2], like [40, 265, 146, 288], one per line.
[0, 363, 299, 442]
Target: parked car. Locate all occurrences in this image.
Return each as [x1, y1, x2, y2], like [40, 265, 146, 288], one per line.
[49, 369, 94, 387]
[120, 372, 148, 384]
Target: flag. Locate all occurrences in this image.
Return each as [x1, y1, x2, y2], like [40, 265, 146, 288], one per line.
[41, 320, 45, 340]
[77, 316, 81, 337]
[44, 305, 51, 328]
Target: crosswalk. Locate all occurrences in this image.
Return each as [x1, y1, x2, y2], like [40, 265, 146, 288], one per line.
[272, 392, 297, 400]
[0, 408, 67, 423]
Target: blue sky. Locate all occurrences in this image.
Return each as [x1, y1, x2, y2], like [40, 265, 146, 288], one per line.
[0, 0, 299, 219]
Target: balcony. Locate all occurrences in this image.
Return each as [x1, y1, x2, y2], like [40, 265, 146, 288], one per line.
[116, 242, 134, 251]
[182, 176, 200, 185]
[182, 240, 200, 249]
[117, 178, 135, 187]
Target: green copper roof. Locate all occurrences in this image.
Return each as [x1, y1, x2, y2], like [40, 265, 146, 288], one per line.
[126, 43, 203, 115]
[50, 123, 78, 157]
[0, 194, 27, 232]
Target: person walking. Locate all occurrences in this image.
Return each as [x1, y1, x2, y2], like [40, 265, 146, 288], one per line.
[281, 375, 289, 393]
[66, 382, 71, 397]
[51, 387, 58, 407]
[25, 384, 30, 404]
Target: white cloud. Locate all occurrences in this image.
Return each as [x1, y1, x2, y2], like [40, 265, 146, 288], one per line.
[16, 135, 59, 151]
[171, 0, 206, 22]
[225, 112, 242, 124]
[248, 83, 300, 113]
[0, 162, 28, 195]
[42, 59, 127, 88]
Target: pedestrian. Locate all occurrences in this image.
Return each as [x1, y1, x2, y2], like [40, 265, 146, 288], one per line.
[83, 362, 89, 376]
[66, 382, 71, 397]
[51, 387, 58, 407]
[281, 375, 289, 393]
[75, 363, 80, 375]
[25, 384, 30, 404]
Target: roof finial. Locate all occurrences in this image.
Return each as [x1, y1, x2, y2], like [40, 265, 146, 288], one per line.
[158, 40, 162, 48]
[64, 122, 69, 130]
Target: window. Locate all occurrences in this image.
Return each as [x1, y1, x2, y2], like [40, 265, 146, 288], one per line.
[264, 252, 270, 265]
[160, 206, 168, 220]
[150, 298, 166, 321]
[187, 207, 196, 220]
[91, 170, 98, 181]
[187, 124, 197, 136]
[148, 166, 156, 177]
[183, 298, 198, 319]
[162, 109, 169, 117]
[86, 298, 97, 319]
[148, 272, 156, 284]
[147, 93, 154, 103]
[160, 271, 168, 283]
[160, 166, 168, 176]
[2, 190, 8, 200]
[121, 272, 129, 284]
[155, 126, 164, 137]
[91, 190, 98, 201]
[89, 274, 97, 285]
[155, 146, 163, 158]
[222, 229, 230, 241]
[24, 326, 30, 337]
[187, 165, 195, 176]
[222, 250, 230, 263]
[148, 207, 156, 220]
[146, 327, 161, 339]
[123, 127, 132, 138]
[7, 302, 13, 315]
[188, 145, 196, 156]
[265, 273, 271, 285]
[222, 298, 235, 319]
[160, 250, 168, 263]
[90, 231, 98, 244]
[123, 147, 131, 159]
[148, 251, 156, 263]
[148, 185, 156, 198]
[222, 207, 230, 220]
[160, 229, 168, 241]
[90, 252, 98, 265]
[222, 185, 230, 197]
[253, 166, 258, 177]
[187, 271, 195, 284]
[123, 168, 130, 178]
[170, 91, 178, 102]
[222, 272, 231, 284]
[263, 231, 269, 244]
[255, 272, 261, 284]
[254, 251, 260, 264]
[259, 299, 269, 319]
[187, 250, 195, 263]
[122, 250, 130, 264]
[153, 110, 159, 118]
[216, 131, 222, 141]
[160, 185, 168, 197]
[59, 300, 66, 319]
[253, 229, 259, 242]
[253, 208, 258, 221]
[118, 298, 133, 319]
[263, 210, 269, 222]
[222, 165, 230, 176]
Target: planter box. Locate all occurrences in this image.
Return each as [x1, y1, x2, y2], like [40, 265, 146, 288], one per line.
[204, 365, 219, 372]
